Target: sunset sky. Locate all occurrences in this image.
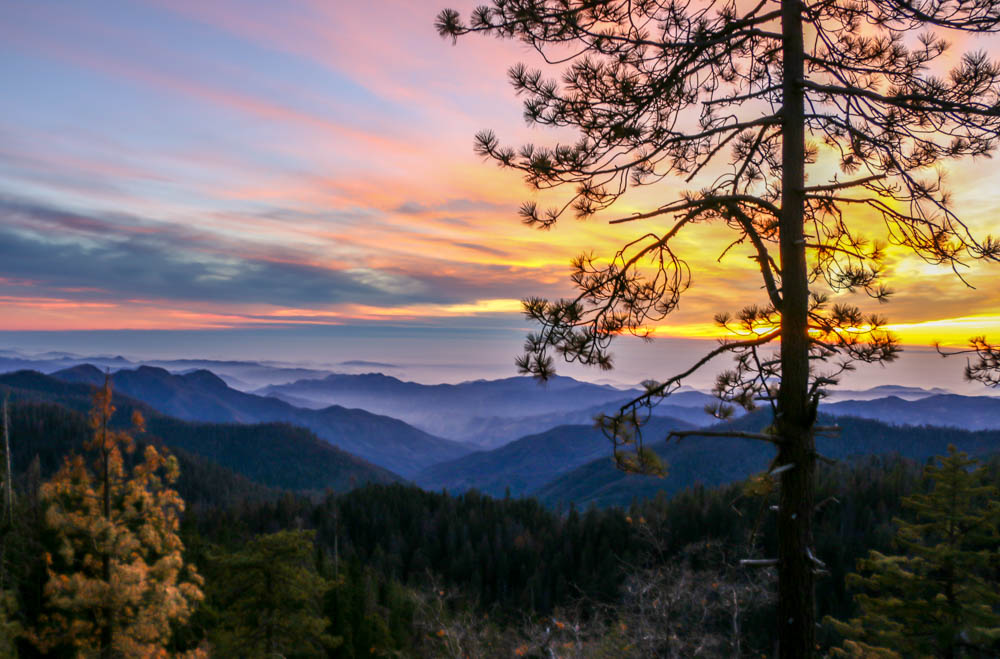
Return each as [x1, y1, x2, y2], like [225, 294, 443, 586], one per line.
[2, 0, 1000, 385]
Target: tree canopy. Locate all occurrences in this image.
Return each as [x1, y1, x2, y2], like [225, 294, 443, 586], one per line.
[209, 529, 337, 657]
[828, 447, 1000, 658]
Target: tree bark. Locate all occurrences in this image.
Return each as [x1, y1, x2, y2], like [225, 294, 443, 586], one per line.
[777, 0, 816, 657]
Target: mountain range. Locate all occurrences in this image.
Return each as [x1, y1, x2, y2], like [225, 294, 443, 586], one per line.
[256, 373, 727, 445]
[6, 365, 468, 478]
[820, 384, 953, 402]
[3, 351, 1000, 510]
[822, 394, 1000, 430]
[0, 349, 339, 389]
[414, 416, 696, 498]
[0, 374, 399, 497]
[535, 412, 1000, 508]
[7, 349, 997, 435]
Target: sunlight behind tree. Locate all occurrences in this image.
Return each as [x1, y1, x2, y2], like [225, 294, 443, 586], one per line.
[437, 1, 1000, 655]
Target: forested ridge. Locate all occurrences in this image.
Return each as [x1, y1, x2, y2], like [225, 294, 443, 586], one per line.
[0, 393, 997, 656]
[0, 373, 402, 497]
[2, 366, 469, 478]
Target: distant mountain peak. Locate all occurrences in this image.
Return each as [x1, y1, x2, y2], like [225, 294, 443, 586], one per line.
[134, 365, 172, 377]
[314, 372, 402, 385]
[181, 369, 229, 389]
[51, 363, 106, 385]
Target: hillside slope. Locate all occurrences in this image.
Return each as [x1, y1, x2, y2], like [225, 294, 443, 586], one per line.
[48, 365, 469, 476]
[1, 371, 402, 492]
[415, 416, 695, 498]
[7, 400, 277, 508]
[535, 413, 1000, 507]
[257, 373, 649, 441]
[823, 394, 1000, 430]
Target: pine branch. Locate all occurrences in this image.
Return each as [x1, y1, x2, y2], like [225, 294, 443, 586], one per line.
[667, 429, 785, 445]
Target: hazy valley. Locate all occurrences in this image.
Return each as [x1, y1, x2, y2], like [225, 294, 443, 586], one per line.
[3, 349, 999, 506]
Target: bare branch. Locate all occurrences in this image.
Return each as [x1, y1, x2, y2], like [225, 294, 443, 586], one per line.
[667, 429, 784, 445]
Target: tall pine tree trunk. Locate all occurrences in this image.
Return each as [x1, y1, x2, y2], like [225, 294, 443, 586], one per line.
[778, 0, 816, 656]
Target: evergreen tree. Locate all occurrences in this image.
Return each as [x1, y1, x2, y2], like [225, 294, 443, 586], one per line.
[211, 529, 337, 657]
[31, 377, 203, 657]
[827, 447, 1000, 658]
[0, 592, 20, 659]
[436, 2, 1000, 655]
[322, 559, 415, 659]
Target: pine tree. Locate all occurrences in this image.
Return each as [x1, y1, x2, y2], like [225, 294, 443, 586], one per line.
[0, 592, 20, 659]
[32, 377, 203, 657]
[211, 529, 337, 657]
[436, 2, 1000, 654]
[827, 447, 1000, 658]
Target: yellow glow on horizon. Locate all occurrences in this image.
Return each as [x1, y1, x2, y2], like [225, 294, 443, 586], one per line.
[253, 299, 527, 322]
[640, 314, 1000, 347]
[887, 315, 1000, 346]
[341, 298, 525, 319]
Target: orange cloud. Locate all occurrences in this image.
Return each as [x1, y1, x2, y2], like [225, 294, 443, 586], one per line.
[2, 0, 999, 346]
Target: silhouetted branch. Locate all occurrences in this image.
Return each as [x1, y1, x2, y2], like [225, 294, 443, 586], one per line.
[667, 429, 784, 445]
[936, 336, 1000, 386]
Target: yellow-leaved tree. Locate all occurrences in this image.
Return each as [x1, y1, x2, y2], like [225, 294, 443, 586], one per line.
[32, 377, 203, 657]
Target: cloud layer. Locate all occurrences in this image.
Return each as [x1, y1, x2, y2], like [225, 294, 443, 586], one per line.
[1, 0, 999, 346]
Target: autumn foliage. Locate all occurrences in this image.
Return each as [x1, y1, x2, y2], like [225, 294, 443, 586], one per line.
[31, 378, 203, 656]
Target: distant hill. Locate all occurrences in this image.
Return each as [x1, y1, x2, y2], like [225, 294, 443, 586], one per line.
[414, 416, 696, 498]
[821, 384, 952, 402]
[256, 372, 688, 444]
[47, 365, 469, 476]
[1, 354, 725, 442]
[1, 373, 402, 495]
[0, 353, 135, 378]
[822, 394, 1000, 430]
[260, 372, 640, 414]
[535, 413, 1000, 508]
[139, 358, 331, 389]
[0, 350, 333, 390]
[7, 400, 277, 509]
[145, 418, 401, 493]
[436, 400, 718, 450]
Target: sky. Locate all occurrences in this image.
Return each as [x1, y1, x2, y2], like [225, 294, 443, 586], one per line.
[2, 0, 999, 387]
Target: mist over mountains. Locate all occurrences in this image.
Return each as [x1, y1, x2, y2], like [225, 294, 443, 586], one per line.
[2, 349, 1000, 509]
[256, 373, 725, 446]
[0, 349, 338, 389]
[45, 364, 468, 478]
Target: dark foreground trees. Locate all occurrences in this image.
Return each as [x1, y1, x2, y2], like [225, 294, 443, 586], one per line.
[208, 529, 337, 656]
[4, 387, 995, 655]
[828, 447, 1000, 658]
[437, 1, 1000, 655]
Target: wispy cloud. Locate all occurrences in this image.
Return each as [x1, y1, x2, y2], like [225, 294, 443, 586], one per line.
[0, 0, 998, 348]
[0, 197, 558, 308]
